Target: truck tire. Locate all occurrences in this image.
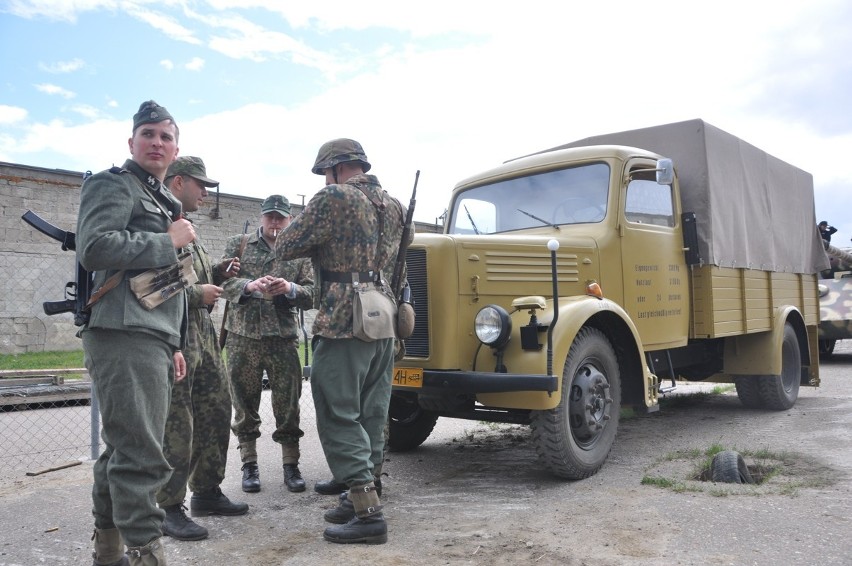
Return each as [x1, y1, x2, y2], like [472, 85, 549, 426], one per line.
[388, 394, 439, 452]
[734, 323, 801, 410]
[710, 450, 754, 484]
[531, 327, 621, 479]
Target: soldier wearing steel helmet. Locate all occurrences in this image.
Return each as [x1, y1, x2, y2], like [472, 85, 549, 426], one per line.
[274, 138, 413, 544]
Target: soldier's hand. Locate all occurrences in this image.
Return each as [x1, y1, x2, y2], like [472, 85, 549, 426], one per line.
[201, 284, 224, 306]
[265, 277, 290, 295]
[219, 257, 241, 278]
[246, 275, 276, 294]
[169, 218, 196, 248]
[173, 350, 187, 382]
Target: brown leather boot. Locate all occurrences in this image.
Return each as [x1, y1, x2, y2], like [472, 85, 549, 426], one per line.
[91, 528, 128, 566]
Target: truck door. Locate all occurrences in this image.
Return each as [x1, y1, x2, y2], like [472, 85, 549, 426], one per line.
[619, 160, 690, 349]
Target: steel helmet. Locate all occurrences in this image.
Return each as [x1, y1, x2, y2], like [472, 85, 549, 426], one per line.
[311, 138, 371, 175]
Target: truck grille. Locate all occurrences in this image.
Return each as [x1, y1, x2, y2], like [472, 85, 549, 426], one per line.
[405, 248, 429, 357]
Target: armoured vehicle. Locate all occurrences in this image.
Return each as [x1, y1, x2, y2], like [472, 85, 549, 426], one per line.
[390, 119, 827, 480]
[818, 243, 852, 356]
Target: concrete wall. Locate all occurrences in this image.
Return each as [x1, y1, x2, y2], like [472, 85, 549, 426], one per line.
[0, 161, 440, 354]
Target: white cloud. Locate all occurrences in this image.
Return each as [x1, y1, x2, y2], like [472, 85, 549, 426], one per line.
[34, 83, 75, 99]
[38, 58, 85, 73]
[160, 59, 174, 70]
[185, 57, 205, 71]
[0, 105, 28, 124]
[124, 3, 203, 45]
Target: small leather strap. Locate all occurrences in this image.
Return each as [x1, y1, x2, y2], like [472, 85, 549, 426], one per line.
[85, 270, 125, 309]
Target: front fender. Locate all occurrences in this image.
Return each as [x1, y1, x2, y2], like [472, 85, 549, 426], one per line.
[477, 295, 653, 410]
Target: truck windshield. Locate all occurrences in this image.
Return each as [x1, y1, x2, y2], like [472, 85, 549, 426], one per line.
[448, 163, 610, 234]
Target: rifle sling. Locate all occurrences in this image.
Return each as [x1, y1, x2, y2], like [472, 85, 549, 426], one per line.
[85, 270, 126, 310]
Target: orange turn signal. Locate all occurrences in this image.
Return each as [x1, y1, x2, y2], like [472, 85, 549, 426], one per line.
[586, 281, 603, 299]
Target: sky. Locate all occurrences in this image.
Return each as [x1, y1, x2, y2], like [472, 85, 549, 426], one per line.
[1, 0, 851, 244]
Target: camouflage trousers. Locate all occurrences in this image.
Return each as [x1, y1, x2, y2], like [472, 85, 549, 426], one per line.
[83, 329, 173, 547]
[227, 333, 304, 461]
[310, 336, 394, 487]
[158, 309, 233, 506]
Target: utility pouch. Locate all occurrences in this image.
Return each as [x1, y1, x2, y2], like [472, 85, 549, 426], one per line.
[129, 252, 198, 310]
[352, 284, 397, 342]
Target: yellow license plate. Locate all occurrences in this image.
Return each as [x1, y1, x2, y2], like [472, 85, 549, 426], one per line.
[393, 367, 423, 388]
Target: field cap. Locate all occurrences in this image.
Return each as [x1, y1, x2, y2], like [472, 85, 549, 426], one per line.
[262, 194, 290, 216]
[167, 156, 220, 187]
[133, 100, 174, 131]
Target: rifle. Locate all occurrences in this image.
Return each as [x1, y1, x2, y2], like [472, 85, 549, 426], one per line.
[22, 210, 93, 326]
[391, 170, 419, 299]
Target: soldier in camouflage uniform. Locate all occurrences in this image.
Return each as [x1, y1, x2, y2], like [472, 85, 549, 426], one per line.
[221, 195, 314, 493]
[78, 101, 192, 566]
[274, 139, 413, 545]
[158, 157, 248, 541]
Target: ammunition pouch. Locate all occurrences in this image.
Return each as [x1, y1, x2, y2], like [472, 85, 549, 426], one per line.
[129, 252, 198, 310]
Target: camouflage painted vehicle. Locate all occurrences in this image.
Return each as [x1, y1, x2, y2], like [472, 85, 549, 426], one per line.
[818, 244, 852, 356]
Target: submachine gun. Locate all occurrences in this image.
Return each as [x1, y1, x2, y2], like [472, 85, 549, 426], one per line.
[22, 208, 93, 327]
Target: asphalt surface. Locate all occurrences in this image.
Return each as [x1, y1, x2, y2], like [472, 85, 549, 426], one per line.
[1, 342, 850, 565]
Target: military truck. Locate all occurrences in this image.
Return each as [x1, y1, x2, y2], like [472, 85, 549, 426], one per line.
[390, 119, 828, 480]
[818, 243, 852, 356]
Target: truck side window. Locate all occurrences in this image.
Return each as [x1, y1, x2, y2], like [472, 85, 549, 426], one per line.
[625, 177, 674, 227]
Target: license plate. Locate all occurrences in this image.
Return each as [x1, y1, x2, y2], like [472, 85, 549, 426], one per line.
[393, 367, 423, 388]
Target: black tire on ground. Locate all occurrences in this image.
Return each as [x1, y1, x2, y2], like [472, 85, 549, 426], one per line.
[734, 376, 764, 408]
[819, 339, 836, 357]
[711, 450, 754, 484]
[531, 327, 621, 480]
[387, 394, 439, 452]
[734, 323, 802, 411]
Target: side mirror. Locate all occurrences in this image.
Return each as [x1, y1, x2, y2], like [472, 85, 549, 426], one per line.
[656, 158, 674, 185]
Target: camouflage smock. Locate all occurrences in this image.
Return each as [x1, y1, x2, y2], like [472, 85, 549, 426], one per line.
[220, 229, 314, 339]
[274, 173, 413, 339]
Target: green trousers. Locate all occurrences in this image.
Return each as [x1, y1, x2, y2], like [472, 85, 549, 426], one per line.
[158, 308, 232, 506]
[83, 329, 173, 547]
[310, 336, 394, 486]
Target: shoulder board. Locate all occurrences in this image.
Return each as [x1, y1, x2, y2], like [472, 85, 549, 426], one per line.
[108, 166, 127, 174]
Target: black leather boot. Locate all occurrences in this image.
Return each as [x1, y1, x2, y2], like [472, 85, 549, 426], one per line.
[161, 504, 208, 541]
[314, 478, 347, 495]
[324, 492, 355, 524]
[241, 462, 260, 493]
[323, 514, 387, 545]
[190, 487, 249, 517]
[283, 464, 306, 492]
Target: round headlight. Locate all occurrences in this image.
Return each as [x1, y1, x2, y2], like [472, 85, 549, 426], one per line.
[474, 305, 512, 348]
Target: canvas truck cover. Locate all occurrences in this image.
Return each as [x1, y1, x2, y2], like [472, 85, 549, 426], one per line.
[547, 119, 828, 275]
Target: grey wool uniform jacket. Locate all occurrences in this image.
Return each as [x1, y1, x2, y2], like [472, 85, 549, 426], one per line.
[76, 159, 187, 349]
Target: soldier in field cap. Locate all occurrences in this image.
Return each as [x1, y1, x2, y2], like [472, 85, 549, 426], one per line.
[158, 157, 248, 541]
[78, 100, 194, 565]
[220, 194, 315, 495]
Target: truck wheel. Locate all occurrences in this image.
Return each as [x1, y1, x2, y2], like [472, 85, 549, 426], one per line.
[733, 376, 763, 408]
[531, 327, 621, 479]
[734, 323, 802, 410]
[388, 394, 439, 452]
[756, 323, 801, 410]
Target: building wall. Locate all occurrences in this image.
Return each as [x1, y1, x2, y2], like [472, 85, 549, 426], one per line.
[0, 161, 439, 354]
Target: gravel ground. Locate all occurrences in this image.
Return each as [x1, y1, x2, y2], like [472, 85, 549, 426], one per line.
[1, 343, 850, 565]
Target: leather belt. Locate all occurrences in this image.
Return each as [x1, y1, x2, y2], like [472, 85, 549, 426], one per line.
[321, 269, 380, 284]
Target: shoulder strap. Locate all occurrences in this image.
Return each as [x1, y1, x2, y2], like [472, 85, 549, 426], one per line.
[355, 186, 386, 274]
[238, 234, 249, 257]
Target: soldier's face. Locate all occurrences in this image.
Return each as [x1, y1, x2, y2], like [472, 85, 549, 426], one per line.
[128, 120, 179, 180]
[181, 176, 208, 213]
[262, 211, 290, 238]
